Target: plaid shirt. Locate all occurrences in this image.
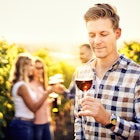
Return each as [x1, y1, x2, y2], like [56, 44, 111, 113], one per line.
[74, 55, 140, 140]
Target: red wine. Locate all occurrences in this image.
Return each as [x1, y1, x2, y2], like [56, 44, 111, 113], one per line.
[76, 80, 92, 91]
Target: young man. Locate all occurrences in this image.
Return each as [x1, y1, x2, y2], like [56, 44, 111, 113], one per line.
[74, 3, 140, 140]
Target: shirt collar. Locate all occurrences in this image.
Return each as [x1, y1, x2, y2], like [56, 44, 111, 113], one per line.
[91, 54, 128, 71]
[111, 54, 128, 71]
[85, 58, 95, 64]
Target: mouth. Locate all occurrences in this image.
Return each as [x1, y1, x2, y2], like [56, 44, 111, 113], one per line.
[95, 47, 105, 50]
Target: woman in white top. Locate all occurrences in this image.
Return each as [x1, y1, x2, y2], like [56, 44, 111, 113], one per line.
[9, 53, 55, 140]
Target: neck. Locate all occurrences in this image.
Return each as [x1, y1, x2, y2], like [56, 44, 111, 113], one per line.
[31, 77, 42, 85]
[95, 53, 119, 79]
[97, 52, 119, 67]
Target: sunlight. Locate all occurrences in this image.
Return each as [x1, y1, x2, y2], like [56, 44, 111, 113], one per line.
[50, 52, 77, 60]
[0, 0, 140, 53]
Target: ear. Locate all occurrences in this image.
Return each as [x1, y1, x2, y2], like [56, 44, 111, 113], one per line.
[115, 28, 121, 39]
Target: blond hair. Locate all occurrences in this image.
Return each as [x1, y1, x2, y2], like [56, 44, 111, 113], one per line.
[32, 56, 48, 90]
[84, 3, 120, 30]
[9, 52, 32, 85]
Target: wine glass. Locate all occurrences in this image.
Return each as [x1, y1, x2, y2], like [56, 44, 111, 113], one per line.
[75, 65, 93, 96]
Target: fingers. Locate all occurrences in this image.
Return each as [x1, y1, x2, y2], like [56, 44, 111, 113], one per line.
[78, 110, 93, 117]
[53, 84, 66, 94]
[81, 96, 95, 105]
[79, 96, 101, 117]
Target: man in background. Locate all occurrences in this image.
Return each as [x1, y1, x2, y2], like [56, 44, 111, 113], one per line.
[64, 43, 94, 122]
[65, 43, 94, 98]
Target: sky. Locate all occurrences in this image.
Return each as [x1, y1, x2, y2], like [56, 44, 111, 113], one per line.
[0, 0, 140, 52]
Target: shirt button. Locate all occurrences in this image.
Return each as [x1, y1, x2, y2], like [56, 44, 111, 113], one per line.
[95, 132, 98, 136]
[100, 85, 103, 89]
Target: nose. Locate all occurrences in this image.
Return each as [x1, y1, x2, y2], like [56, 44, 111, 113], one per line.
[94, 35, 101, 44]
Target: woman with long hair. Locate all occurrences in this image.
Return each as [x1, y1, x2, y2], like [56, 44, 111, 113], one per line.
[9, 53, 54, 140]
[30, 56, 53, 140]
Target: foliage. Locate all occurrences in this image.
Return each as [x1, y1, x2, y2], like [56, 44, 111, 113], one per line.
[59, 61, 76, 88]
[32, 48, 76, 88]
[32, 48, 52, 67]
[0, 39, 26, 139]
[119, 41, 140, 64]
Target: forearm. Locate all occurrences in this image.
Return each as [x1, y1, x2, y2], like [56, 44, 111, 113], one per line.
[32, 91, 49, 112]
[113, 116, 140, 139]
[113, 96, 140, 139]
[63, 90, 75, 99]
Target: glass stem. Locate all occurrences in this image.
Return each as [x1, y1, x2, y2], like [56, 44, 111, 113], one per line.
[83, 90, 87, 97]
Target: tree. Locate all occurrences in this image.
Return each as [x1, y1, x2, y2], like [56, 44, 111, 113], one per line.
[119, 41, 140, 64]
[0, 39, 26, 139]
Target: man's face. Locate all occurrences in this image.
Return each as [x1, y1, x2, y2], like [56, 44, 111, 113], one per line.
[79, 46, 92, 63]
[86, 18, 121, 59]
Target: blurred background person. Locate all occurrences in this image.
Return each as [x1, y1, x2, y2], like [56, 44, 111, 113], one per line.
[58, 43, 94, 122]
[79, 43, 94, 64]
[30, 56, 53, 140]
[9, 53, 54, 140]
[64, 43, 94, 99]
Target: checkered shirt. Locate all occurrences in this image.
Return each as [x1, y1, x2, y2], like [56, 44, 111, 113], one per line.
[74, 55, 140, 140]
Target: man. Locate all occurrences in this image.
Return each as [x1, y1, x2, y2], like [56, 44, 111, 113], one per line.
[79, 43, 94, 64]
[74, 3, 140, 140]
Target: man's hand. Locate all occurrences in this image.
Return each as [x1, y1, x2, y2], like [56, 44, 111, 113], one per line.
[53, 83, 67, 94]
[78, 96, 111, 126]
